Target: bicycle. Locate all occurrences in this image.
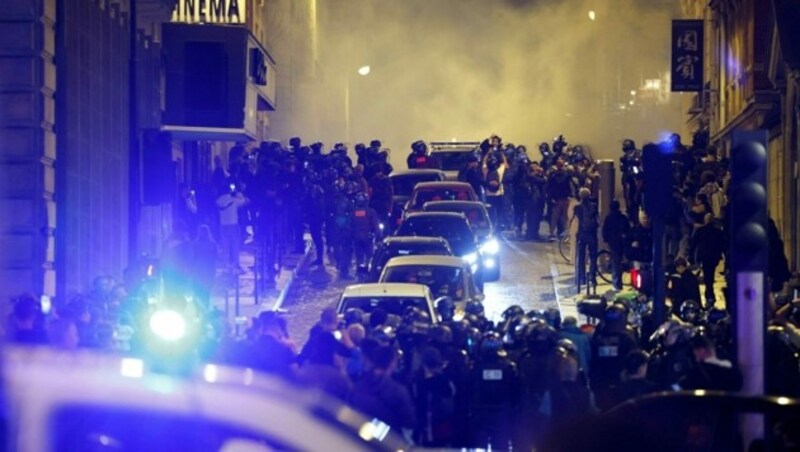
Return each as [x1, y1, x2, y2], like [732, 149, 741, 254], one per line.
[595, 249, 632, 287]
[558, 216, 576, 264]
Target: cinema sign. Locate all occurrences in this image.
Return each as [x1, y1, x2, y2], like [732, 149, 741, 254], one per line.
[171, 0, 246, 25]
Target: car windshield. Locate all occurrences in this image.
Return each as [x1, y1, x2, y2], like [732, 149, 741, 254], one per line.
[382, 265, 465, 300]
[427, 205, 490, 231]
[397, 217, 474, 252]
[386, 243, 451, 257]
[340, 296, 431, 318]
[429, 151, 476, 171]
[391, 173, 442, 197]
[412, 188, 474, 208]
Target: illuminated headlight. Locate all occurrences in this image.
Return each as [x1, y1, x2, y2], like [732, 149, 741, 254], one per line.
[149, 309, 187, 342]
[462, 252, 479, 264]
[480, 238, 500, 255]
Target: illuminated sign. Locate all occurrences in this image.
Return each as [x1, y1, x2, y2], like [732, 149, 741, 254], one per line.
[172, 0, 246, 24]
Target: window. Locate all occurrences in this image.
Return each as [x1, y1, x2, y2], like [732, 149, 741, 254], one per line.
[340, 297, 430, 317]
[382, 265, 465, 300]
[391, 174, 441, 197]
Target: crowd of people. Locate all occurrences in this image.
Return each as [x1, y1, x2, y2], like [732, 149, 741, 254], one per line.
[5, 132, 800, 449]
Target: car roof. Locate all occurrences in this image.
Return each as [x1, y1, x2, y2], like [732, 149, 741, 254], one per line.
[423, 200, 488, 212]
[412, 181, 473, 190]
[2, 347, 404, 450]
[382, 236, 450, 246]
[340, 283, 430, 297]
[383, 255, 469, 268]
[388, 169, 445, 178]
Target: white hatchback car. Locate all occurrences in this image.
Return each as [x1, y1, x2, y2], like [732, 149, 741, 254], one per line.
[1, 346, 406, 451]
[336, 283, 439, 323]
[377, 255, 484, 308]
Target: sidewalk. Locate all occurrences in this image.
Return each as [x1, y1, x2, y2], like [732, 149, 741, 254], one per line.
[210, 239, 312, 327]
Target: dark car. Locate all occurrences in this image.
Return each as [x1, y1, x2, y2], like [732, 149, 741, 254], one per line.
[405, 181, 479, 214]
[422, 200, 500, 281]
[394, 211, 484, 287]
[387, 169, 446, 231]
[361, 236, 454, 283]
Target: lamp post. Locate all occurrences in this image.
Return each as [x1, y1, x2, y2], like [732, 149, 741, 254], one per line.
[345, 65, 371, 144]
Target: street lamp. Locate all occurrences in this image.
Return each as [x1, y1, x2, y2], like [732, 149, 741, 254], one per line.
[346, 65, 371, 143]
[588, 10, 596, 21]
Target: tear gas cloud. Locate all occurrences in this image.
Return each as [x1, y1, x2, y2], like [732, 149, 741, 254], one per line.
[273, 0, 687, 166]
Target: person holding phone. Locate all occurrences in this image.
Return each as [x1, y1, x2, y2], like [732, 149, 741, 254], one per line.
[215, 178, 248, 273]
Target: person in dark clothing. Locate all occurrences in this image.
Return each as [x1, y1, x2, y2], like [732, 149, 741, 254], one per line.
[610, 350, 656, 406]
[305, 171, 327, 266]
[692, 214, 725, 308]
[543, 351, 595, 424]
[250, 311, 298, 381]
[669, 257, 701, 315]
[602, 200, 630, 290]
[281, 158, 306, 254]
[525, 161, 548, 241]
[573, 188, 599, 289]
[350, 345, 416, 440]
[298, 331, 353, 402]
[547, 158, 572, 238]
[589, 305, 638, 410]
[511, 156, 531, 237]
[458, 155, 485, 201]
[411, 347, 456, 447]
[368, 163, 394, 225]
[8, 294, 47, 345]
[681, 334, 742, 391]
[190, 225, 218, 309]
[407, 140, 434, 169]
[768, 217, 792, 293]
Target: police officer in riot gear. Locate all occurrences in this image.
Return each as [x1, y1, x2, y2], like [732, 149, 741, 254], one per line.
[333, 180, 357, 279]
[589, 303, 638, 409]
[620, 139, 642, 218]
[469, 332, 519, 448]
[351, 192, 381, 270]
[407, 140, 434, 169]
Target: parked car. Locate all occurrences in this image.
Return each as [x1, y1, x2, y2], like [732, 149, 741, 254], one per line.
[405, 181, 479, 215]
[336, 283, 439, 322]
[378, 255, 484, 308]
[394, 211, 484, 288]
[422, 200, 501, 281]
[1, 346, 406, 451]
[361, 236, 453, 283]
[387, 169, 446, 230]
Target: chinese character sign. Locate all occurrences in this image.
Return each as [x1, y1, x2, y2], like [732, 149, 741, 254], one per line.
[671, 20, 704, 92]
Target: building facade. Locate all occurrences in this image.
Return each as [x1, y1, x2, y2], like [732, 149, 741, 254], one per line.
[682, 0, 800, 270]
[1, 0, 279, 306]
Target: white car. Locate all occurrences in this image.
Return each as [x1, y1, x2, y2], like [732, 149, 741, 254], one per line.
[337, 283, 439, 323]
[2, 346, 405, 451]
[377, 255, 484, 308]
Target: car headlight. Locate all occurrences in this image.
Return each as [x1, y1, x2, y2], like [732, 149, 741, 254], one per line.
[149, 309, 188, 342]
[462, 252, 479, 265]
[480, 238, 500, 255]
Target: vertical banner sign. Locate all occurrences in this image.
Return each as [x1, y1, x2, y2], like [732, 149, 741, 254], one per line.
[671, 20, 704, 92]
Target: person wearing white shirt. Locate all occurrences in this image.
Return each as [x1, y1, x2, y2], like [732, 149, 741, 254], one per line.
[216, 183, 248, 272]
